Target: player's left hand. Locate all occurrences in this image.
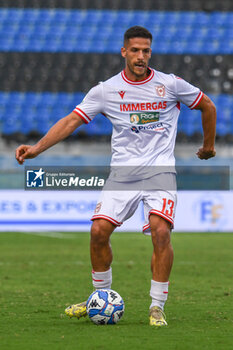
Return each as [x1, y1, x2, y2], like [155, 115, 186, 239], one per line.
[196, 147, 216, 160]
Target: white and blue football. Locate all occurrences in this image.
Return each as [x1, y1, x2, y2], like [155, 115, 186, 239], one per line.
[86, 289, 125, 325]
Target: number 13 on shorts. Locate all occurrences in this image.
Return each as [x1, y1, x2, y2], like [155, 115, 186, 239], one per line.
[162, 198, 175, 217]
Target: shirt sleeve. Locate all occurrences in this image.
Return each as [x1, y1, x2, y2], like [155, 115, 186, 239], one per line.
[173, 75, 204, 109]
[73, 83, 104, 123]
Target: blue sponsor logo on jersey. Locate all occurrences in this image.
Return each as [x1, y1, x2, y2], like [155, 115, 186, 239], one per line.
[131, 122, 164, 133]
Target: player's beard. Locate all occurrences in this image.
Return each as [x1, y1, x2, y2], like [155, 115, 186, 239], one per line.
[127, 61, 147, 80]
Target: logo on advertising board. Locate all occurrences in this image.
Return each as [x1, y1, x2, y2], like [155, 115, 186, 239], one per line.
[26, 168, 45, 187]
[130, 112, 160, 125]
[193, 193, 227, 230]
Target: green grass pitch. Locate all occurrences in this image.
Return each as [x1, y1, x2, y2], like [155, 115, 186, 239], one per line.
[0, 232, 232, 350]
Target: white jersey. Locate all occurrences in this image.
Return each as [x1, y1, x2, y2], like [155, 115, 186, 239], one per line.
[73, 68, 203, 177]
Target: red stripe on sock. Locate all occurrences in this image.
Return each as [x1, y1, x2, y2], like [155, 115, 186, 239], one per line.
[92, 278, 104, 282]
[163, 291, 168, 294]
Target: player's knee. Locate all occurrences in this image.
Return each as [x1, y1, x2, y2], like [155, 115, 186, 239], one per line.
[90, 220, 111, 246]
[151, 221, 171, 250]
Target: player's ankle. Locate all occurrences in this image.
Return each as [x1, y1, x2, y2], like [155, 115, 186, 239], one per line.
[149, 280, 169, 311]
[92, 267, 112, 289]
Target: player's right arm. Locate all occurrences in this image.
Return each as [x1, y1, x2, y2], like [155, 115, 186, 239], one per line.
[15, 112, 83, 165]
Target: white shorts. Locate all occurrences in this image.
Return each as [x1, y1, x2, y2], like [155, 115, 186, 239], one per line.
[91, 173, 177, 234]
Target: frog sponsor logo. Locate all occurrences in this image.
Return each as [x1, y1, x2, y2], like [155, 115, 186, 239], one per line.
[130, 112, 160, 125]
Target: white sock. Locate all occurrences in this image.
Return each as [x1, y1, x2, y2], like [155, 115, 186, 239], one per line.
[150, 280, 169, 311]
[92, 268, 112, 289]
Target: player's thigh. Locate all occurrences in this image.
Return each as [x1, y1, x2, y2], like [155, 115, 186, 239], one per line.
[92, 188, 142, 226]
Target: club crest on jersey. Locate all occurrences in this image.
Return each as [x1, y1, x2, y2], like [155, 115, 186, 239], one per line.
[155, 85, 165, 97]
[94, 202, 102, 213]
[118, 91, 126, 99]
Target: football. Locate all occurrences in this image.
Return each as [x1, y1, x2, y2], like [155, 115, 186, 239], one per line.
[86, 289, 125, 325]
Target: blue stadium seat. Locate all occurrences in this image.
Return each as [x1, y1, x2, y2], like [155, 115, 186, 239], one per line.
[211, 12, 228, 26]
[195, 12, 210, 26]
[0, 38, 13, 51]
[0, 9, 232, 54]
[146, 11, 165, 24]
[177, 12, 196, 25]
[219, 41, 231, 54]
[207, 28, 222, 40]
[2, 113, 20, 134]
[0, 9, 9, 22]
[129, 12, 148, 26]
[175, 27, 191, 40]
[0, 91, 233, 139]
[86, 115, 112, 135]
[93, 28, 112, 41]
[116, 11, 133, 25]
[190, 27, 206, 41]
[40, 25, 58, 37]
[86, 9, 103, 24]
[35, 9, 55, 24]
[101, 10, 118, 25]
[69, 10, 86, 25]
[6, 9, 24, 23]
[52, 9, 72, 24]
[169, 40, 186, 54]
[204, 41, 220, 54]
[88, 40, 106, 53]
[224, 28, 233, 40]
[160, 11, 180, 25]
[21, 9, 39, 21]
[217, 122, 229, 136]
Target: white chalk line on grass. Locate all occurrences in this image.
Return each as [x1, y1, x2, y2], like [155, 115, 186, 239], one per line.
[20, 231, 80, 239]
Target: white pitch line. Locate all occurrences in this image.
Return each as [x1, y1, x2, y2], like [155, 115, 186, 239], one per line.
[20, 231, 79, 239]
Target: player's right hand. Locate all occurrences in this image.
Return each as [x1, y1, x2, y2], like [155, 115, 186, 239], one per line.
[15, 145, 38, 165]
[196, 147, 216, 160]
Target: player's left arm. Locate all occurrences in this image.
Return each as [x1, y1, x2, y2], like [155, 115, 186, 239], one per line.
[194, 94, 216, 160]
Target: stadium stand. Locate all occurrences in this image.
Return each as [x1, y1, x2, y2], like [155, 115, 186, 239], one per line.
[0, 1, 232, 143]
[0, 9, 232, 54]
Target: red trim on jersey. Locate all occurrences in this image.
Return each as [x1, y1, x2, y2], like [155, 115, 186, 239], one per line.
[176, 102, 180, 110]
[91, 214, 122, 226]
[189, 91, 204, 109]
[73, 110, 89, 124]
[121, 68, 154, 85]
[73, 107, 92, 123]
[75, 107, 91, 121]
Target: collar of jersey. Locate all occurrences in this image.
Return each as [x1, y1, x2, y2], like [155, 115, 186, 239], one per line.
[121, 68, 154, 85]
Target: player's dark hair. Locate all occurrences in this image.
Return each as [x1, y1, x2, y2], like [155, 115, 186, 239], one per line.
[124, 26, 153, 44]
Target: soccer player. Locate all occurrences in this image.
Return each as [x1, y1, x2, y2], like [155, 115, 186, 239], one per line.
[15, 26, 216, 326]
